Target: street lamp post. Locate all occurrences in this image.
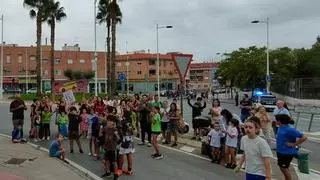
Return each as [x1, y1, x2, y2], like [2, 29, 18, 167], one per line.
[0, 14, 3, 100]
[94, 0, 98, 96]
[251, 17, 270, 92]
[156, 24, 173, 98]
[126, 41, 129, 96]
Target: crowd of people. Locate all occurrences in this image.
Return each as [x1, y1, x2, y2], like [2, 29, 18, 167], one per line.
[9, 92, 308, 180]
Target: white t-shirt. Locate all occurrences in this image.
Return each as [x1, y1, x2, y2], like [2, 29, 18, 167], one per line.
[240, 135, 273, 177]
[225, 126, 238, 148]
[160, 107, 170, 123]
[208, 129, 224, 148]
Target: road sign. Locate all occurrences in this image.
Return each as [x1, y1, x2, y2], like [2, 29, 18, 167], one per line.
[171, 54, 193, 82]
[118, 73, 126, 82]
[266, 75, 272, 82]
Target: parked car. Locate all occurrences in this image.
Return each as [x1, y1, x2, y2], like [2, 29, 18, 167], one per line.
[27, 87, 51, 94]
[4, 87, 22, 94]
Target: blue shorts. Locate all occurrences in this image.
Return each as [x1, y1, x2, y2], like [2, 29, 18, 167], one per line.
[246, 173, 265, 180]
[50, 151, 61, 158]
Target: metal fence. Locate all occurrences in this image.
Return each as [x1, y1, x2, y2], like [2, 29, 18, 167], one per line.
[271, 78, 320, 100]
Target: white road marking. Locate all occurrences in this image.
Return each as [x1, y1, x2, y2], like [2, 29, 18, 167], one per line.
[180, 145, 195, 153]
[0, 133, 103, 180]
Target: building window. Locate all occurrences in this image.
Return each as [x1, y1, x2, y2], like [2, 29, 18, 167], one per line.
[30, 55, 36, 61]
[149, 70, 156, 76]
[164, 61, 167, 67]
[149, 59, 156, 65]
[44, 69, 48, 75]
[55, 69, 61, 75]
[42, 58, 48, 63]
[6, 55, 10, 63]
[67, 59, 73, 64]
[55, 58, 61, 64]
[18, 55, 22, 63]
[117, 62, 122, 67]
[137, 71, 142, 75]
[137, 62, 142, 65]
[79, 59, 85, 64]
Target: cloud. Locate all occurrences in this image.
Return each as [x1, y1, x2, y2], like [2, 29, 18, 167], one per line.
[1, 0, 320, 61]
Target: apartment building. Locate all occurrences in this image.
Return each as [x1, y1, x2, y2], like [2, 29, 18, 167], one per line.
[0, 44, 181, 93]
[187, 62, 219, 90]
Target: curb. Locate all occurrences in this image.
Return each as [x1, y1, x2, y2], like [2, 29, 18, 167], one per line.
[0, 133, 103, 180]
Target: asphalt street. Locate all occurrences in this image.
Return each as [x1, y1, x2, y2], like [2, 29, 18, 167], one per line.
[1, 102, 242, 180]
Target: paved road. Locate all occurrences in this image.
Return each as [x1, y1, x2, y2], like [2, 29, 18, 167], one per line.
[1, 103, 242, 180]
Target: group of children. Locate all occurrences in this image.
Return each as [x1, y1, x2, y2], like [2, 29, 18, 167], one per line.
[45, 95, 167, 179]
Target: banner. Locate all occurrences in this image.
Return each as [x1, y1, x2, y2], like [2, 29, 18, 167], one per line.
[63, 90, 76, 104]
[53, 79, 88, 93]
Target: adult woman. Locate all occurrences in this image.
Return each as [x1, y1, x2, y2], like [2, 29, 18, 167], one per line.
[255, 106, 272, 145]
[165, 102, 180, 147]
[94, 97, 106, 116]
[209, 99, 222, 124]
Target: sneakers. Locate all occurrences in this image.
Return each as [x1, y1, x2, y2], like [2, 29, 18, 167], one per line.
[171, 143, 178, 147]
[153, 153, 163, 160]
[147, 142, 152, 147]
[101, 172, 112, 178]
[123, 169, 133, 175]
[138, 142, 145, 145]
[151, 153, 157, 158]
[70, 150, 74, 153]
[88, 153, 92, 156]
[79, 149, 84, 153]
[114, 169, 123, 176]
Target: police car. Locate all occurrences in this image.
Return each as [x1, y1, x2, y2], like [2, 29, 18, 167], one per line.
[251, 88, 277, 112]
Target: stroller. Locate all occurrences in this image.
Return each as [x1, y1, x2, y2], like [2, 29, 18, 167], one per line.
[194, 115, 212, 157]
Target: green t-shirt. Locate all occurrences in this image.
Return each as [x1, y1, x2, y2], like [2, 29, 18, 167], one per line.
[42, 112, 52, 124]
[58, 115, 68, 125]
[151, 101, 163, 108]
[151, 113, 161, 132]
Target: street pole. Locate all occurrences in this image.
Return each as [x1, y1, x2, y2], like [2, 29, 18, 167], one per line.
[25, 48, 28, 92]
[180, 80, 184, 117]
[126, 41, 129, 96]
[94, 0, 98, 96]
[104, 37, 107, 93]
[266, 17, 270, 92]
[156, 24, 160, 98]
[40, 39, 42, 93]
[0, 14, 3, 100]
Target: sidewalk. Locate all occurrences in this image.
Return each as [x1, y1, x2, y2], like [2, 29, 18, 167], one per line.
[0, 136, 88, 180]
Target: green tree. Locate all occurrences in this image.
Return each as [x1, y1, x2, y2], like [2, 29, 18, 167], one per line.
[96, 0, 122, 94]
[23, 0, 51, 96]
[64, 69, 95, 80]
[47, 0, 66, 97]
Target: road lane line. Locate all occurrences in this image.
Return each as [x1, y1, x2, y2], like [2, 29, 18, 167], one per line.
[0, 133, 103, 180]
[179, 145, 195, 153]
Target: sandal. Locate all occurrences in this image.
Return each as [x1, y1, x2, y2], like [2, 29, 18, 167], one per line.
[123, 169, 133, 175]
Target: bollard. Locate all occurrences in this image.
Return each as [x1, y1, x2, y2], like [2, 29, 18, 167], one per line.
[296, 152, 309, 174]
[307, 114, 314, 132]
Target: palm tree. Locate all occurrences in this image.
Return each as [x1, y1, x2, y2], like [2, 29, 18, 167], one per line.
[96, 0, 122, 94]
[47, 0, 66, 98]
[110, 0, 122, 94]
[23, 0, 51, 96]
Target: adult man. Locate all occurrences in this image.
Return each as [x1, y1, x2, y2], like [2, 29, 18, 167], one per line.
[187, 97, 206, 140]
[10, 94, 27, 140]
[272, 100, 290, 136]
[138, 94, 152, 147]
[151, 95, 163, 108]
[239, 94, 252, 123]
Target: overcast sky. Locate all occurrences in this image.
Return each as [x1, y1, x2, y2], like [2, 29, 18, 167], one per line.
[1, 0, 320, 61]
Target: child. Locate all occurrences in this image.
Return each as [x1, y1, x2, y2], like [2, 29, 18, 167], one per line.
[80, 108, 89, 138]
[235, 116, 272, 180]
[12, 125, 26, 143]
[101, 116, 120, 179]
[68, 106, 83, 153]
[223, 119, 238, 169]
[58, 111, 68, 139]
[33, 114, 41, 142]
[207, 122, 224, 163]
[151, 106, 163, 159]
[42, 107, 52, 140]
[118, 118, 134, 175]
[49, 134, 67, 162]
[97, 114, 107, 159]
[88, 108, 99, 156]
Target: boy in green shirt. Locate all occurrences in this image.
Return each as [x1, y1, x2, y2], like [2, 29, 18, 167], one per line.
[42, 107, 52, 140]
[151, 106, 163, 159]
